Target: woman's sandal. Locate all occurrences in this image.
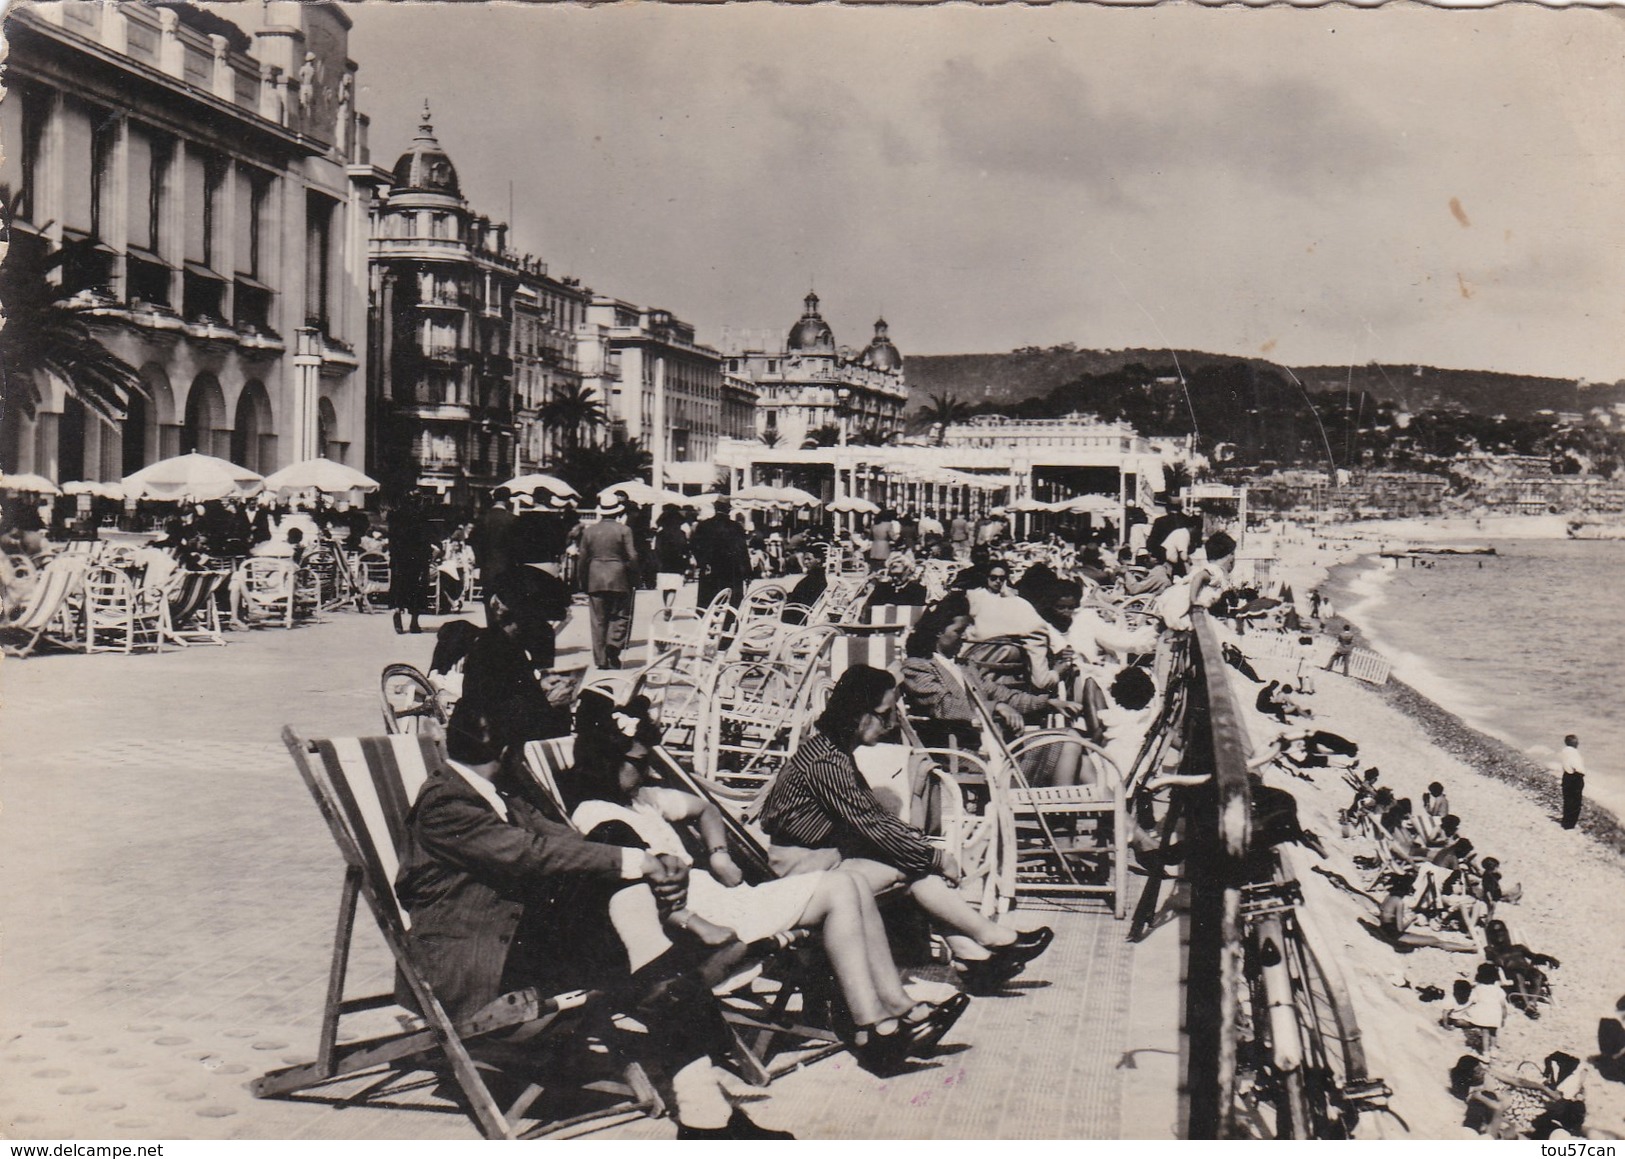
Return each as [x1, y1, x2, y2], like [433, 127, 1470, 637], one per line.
[832, 1008, 915, 1074]
[902, 992, 971, 1053]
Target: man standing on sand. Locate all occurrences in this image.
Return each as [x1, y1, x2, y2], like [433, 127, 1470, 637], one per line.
[1325, 623, 1356, 676]
[1560, 734, 1586, 830]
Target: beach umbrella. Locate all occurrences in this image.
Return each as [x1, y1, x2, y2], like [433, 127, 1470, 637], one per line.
[62, 480, 127, 501]
[263, 458, 380, 495]
[122, 452, 263, 501]
[830, 496, 880, 515]
[599, 480, 661, 507]
[500, 473, 579, 502]
[0, 472, 61, 495]
[1055, 494, 1119, 515]
[1007, 496, 1052, 513]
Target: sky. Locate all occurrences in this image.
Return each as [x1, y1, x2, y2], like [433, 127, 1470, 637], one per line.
[339, 3, 1625, 383]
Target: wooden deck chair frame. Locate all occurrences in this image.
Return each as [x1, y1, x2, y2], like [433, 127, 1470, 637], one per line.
[236, 557, 298, 629]
[0, 554, 88, 657]
[256, 728, 663, 1139]
[161, 569, 228, 647]
[519, 738, 843, 1087]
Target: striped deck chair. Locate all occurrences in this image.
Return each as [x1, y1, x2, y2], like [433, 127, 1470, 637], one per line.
[830, 621, 912, 680]
[0, 554, 88, 657]
[161, 570, 228, 647]
[255, 729, 663, 1138]
[521, 738, 840, 1087]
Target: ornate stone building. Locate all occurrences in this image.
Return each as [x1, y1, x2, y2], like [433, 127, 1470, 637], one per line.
[364, 106, 591, 498]
[1, 0, 371, 482]
[725, 292, 908, 449]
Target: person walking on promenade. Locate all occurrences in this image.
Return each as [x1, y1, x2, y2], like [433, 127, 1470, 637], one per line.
[577, 500, 640, 670]
[653, 505, 690, 610]
[388, 491, 433, 635]
[1325, 623, 1356, 676]
[470, 487, 518, 591]
[690, 498, 751, 613]
[1560, 733, 1586, 830]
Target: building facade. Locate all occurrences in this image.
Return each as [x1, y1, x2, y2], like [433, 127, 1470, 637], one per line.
[581, 296, 732, 484]
[724, 292, 907, 449]
[364, 107, 591, 498]
[1, 0, 371, 483]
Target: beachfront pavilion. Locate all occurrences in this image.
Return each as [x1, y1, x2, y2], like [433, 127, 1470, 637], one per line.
[713, 420, 1168, 534]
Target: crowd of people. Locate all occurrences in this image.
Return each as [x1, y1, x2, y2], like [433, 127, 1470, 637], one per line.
[380, 484, 1278, 1138]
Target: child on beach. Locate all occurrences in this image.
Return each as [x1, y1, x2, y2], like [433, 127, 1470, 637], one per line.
[1442, 962, 1510, 1057]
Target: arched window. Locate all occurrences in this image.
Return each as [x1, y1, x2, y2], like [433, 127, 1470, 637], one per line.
[317, 396, 341, 462]
[124, 363, 177, 474]
[182, 373, 226, 458]
[230, 379, 273, 472]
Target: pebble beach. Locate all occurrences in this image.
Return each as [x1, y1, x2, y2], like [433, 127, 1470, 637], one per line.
[1243, 516, 1625, 1137]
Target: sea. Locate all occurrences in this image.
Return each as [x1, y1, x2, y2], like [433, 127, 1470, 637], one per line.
[1331, 538, 1625, 822]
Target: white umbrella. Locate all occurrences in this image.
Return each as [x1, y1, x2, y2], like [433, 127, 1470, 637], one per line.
[0, 472, 61, 495]
[830, 496, 880, 515]
[1007, 496, 1053, 513]
[500, 473, 579, 501]
[1055, 494, 1119, 515]
[734, 484, 821, 507]
[122, 452, 263, 501]
[263, 458, 380, 495]
[61, 480, 126, 501]
[601, 477, 663, 507]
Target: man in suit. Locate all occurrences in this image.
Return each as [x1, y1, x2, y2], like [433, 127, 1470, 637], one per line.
[576, 500, 640, 669]
[471, 488, 519, 590]
[394, 700, 793, 1139]
[460, 568, 575, 752]
[689, 498, 751, 613]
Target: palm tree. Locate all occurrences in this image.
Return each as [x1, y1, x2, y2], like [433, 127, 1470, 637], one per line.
[537, 381, 608, 456]
[913, 392, 969, 445]
[552, 436, 652, 500]
[0, 188, 146, 434]
[759, 429, 782, 449]
[802, 424, 842, 449]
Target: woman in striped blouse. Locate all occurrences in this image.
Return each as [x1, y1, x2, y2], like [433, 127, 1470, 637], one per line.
[759, 665, 1053, 992]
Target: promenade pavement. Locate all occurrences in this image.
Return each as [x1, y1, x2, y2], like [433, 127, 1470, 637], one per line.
[0, 589, 1182, 1140]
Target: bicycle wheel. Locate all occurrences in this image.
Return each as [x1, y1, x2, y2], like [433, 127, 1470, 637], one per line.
[380, 663, 446, 736]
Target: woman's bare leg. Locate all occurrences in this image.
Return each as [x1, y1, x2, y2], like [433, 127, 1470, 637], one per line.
[797, 871, 887, 1026]
[844, 871, 914, 1015]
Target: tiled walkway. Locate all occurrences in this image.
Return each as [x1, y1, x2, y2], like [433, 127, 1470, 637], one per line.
[0, 596, 1182, 1139]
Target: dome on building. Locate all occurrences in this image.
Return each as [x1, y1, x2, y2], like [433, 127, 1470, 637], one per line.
[861, 317, 902, 372]
[786, 290, 836, 353]
[391, 100, 461, 197]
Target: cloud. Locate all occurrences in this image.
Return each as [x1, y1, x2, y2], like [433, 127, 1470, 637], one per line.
[928, 51, 1401, 203]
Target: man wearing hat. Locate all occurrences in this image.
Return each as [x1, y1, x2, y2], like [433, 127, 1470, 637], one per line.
[689, 497, 751, 614]
[471, 488, 519, 590]
[577, 499, 641, 669]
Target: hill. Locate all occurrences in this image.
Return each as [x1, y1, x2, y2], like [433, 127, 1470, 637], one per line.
[906, 350, 1625, 420]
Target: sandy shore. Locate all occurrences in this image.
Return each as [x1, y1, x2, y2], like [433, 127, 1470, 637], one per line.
[1229, 522, 1625, 1137]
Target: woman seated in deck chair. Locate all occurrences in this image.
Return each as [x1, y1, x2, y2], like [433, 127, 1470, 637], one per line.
[760, 665, 1054, 994]
[562, 691, 968, 1073]
[900, 595, 1089, 787]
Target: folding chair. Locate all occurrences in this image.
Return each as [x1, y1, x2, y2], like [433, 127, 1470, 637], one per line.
[254, 729, 663, 1139]
[235, 558, 298, 628]
[962, 676, 1130, 917]
[0, 554, 88, 656]
[519, 738, 841, 1086]
[161, 569, 228, 646]
[83, 565, 167, 654]
[355, 551, 392, 609]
